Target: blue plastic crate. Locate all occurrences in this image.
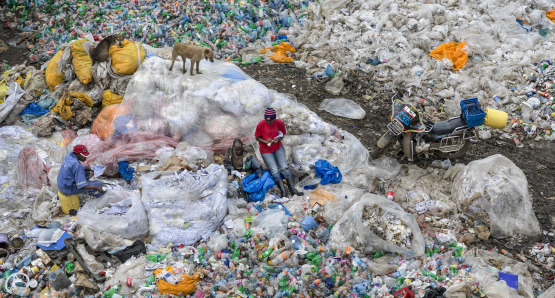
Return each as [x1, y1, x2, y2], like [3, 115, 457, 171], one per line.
[460, 98, 485, 127]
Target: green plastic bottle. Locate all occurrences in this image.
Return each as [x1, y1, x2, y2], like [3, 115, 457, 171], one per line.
[145, 254, 167, 262]
[64, 261, 75, 274]
[261, 248, 274, 259]
[373, 251, 384, 258]
[103, 285, 120, 298]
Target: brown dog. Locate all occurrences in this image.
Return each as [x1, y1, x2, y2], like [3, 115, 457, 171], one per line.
[169, 43, 215, 75]
[91, 35, 125, 63]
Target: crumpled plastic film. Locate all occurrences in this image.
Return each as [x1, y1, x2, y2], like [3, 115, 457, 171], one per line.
[77, 189, 149, 239]
[329, 193, 425, 256]
[429, 41, 468, 71]
[140, 164, 228, 248]
[451, 154, 541, 239]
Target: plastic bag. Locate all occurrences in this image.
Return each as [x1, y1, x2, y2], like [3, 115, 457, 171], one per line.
[79, 225, 133, 252]
[241, 170, 276, 202]
[141, 164, 228, 247]
[429, 41, 468, 71]
[68, 91, 93, 107]
[451, 154, 540, 239]
[0, 82, 26, 124]
[154, 267, 200, 296]
[102, 90, 123, 108]
[71, 39, 93, 84]
[252, 208, 289, 238]
[269, 42, 296, 63]
[51, 91, 73, 120]
[77, 189, 148, 238]
[16, 147, 48, 193]
[318, 98, 366, 119]
[45, 50, 64, 91]
[329, 193, 425, 256]
[0, 69, 12, 102]
[315, 159, 342, 185]
[106, 256, 146, 296]
[32, 186, 59, 222]
[91, 104, 119, 140]
[109, 40, 145, 75]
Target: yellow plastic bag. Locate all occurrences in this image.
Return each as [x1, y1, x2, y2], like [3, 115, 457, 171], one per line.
[15, 75, 24, 87]
[58, 191, 80, 215]
[51, 91, 74, 120]
[268, 42, 296, 63]
[92, 104, 119, 140]
[547, 9, 555, 22]
[109, 40, 145, 75]
[68, 91, 93, 107]
[0, 69, 12, 104]
[429, 41, 468, 71]
[154, 267, 200, 296]
[71, 39, 93, 84]
[46, 50, 65, 91]
[102, 90, 123, 108]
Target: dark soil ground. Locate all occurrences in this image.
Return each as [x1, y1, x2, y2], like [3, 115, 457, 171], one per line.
[239, 63, 555, 257]
[1, 22, 554, 278]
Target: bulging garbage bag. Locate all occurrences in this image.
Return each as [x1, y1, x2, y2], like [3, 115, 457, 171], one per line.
[77, 189, 148, 239]
[330, 193, 425, 256]
[141, 164, 228, 247]
[451, 154, 540, 239]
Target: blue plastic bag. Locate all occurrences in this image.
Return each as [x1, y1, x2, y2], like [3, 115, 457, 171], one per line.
[242, 170, 275, 202]
[314, 159, 342, 185]
[117, 161, 135, 181]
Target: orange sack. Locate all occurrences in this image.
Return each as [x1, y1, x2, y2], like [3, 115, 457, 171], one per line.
[92, 104, 119, 140]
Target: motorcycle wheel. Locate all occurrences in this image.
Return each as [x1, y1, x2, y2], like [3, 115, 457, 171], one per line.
[436, 140, 471, 159]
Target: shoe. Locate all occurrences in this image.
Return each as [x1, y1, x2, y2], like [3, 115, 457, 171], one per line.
[285, 177, 304, 197]
[275, 178, 288, 198]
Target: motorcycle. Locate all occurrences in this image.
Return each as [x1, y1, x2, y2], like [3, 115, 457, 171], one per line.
[372, 97, 508, 161]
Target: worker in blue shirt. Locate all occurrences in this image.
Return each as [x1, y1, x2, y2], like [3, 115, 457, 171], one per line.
[58, 145, 105, 198]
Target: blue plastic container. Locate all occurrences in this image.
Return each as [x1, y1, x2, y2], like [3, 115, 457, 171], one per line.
[301, 215, 318, 231]
[460, 98, 485, 127]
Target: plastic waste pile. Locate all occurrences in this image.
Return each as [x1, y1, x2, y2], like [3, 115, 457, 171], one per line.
[1, 0, 315, 63]
[291, 0, 555, 119]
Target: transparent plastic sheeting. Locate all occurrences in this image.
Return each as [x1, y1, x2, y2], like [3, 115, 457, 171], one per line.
[140, 164, 228, 248]
[452, 154, 541, 239]
[112, 57, 369, 174]
[293, 0, 555, 116]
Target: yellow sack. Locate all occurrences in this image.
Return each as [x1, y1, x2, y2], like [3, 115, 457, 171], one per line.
[0, 69, 12, 104]
[102, 90, 123, 108]
[269, 42, 296, 63]
[46, 50, 65, 91]
[58, 191, 80, 215]
[109, 40, 145, 75]
[68, 91, 93, 107]
[547, 9, 555, 22]
[71, 39, 93, 84]
[51, 91, 74, 120]
[429, 41, 468, 71]
[154, 267, 200, 296]
[92, 104, 119, 140]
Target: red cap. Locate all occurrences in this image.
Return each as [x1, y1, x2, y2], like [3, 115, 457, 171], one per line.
[73, 145, 91, 157]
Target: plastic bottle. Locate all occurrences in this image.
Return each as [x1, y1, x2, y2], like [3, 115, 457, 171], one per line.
[145, 254, 167, 262]
[158, 270, 178, 285]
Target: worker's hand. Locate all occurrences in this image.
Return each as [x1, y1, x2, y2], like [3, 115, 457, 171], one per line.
[96, 187, 106, 194]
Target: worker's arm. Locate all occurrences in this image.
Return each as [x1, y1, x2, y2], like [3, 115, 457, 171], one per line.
[81, 184, 105, 193]
[255, 136, 270, 145]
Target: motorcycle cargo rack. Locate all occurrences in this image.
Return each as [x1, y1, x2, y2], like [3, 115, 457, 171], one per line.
[439, 132, 467, 152]
[387, 121, 405, 136]
[460, 98, 485, 127]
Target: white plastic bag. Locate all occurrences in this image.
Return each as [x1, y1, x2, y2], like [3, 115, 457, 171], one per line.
[77, 189, 148, 239]
[319, 98, 366, 119]
[330, 193, 425, 256]
[452, 154, 540, 239]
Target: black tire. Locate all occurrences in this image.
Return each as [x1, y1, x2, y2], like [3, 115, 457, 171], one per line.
[436, 140, 471, 159]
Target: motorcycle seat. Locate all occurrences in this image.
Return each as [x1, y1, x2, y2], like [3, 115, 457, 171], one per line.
[431, 117, 468, 135]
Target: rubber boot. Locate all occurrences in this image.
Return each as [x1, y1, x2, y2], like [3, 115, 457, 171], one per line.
[275, 178, 288, 198]
[285, 177, 304, 197]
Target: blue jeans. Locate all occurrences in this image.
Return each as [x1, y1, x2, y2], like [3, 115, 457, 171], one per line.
[261, 146, 290, 181]
[61, 180, 104, 198]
